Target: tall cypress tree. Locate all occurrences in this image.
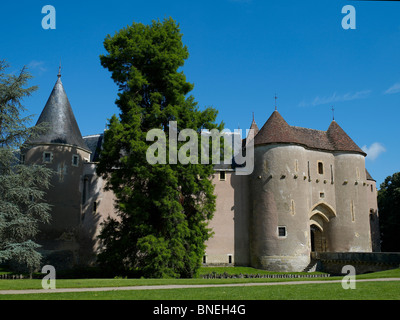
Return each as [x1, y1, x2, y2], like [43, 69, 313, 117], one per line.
[0, 60, 52, 276]
[97, 18, 223, 278]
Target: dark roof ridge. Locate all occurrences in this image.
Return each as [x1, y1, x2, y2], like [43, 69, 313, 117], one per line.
[290, 125, 326, 133]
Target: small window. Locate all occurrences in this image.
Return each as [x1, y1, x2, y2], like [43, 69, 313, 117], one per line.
[318, 162, 324, 175]
[228, 254, 232, 264]
[320, 192, 325, 199]
[203, 255, 207, 264]
[93, 201, 98, 214]
[371, 185, 374, 192]
[72, 155, 79, 167]
[278, 226, 287, 237]
[219, 171, 226, 181]
[43, 152, 52, 163]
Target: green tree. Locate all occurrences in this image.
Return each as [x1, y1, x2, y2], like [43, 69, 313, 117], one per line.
[97, 18, 222, 278]
[0, 60, 52, 276]
[378, 172, 400, 252]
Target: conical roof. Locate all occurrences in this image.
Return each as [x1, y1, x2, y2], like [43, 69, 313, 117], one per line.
[249, 114, 259, 136]
[326, 120, 365, 155]
[254, 110, 300, 145]
[29, 75, 90, 151]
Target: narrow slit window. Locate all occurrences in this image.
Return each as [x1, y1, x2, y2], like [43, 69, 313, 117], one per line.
[291, 200, 295, 216]
[318, 162, 324, 175]
[219, 171, 226, 181]
[351, 201, 355, 222]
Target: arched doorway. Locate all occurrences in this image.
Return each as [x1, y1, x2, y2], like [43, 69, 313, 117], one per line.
[310, 224, 325, 252]
[309, 202, 336, 252]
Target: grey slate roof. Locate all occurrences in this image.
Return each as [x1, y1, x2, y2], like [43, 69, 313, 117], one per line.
[29, 76, 90, 152]
[83, 134, 104, 162]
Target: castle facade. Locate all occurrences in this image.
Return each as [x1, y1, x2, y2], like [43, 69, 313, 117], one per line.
[23, 75, 380, 272]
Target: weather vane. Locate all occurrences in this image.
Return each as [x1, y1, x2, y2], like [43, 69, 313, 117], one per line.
[331, 106, 335, 121]
[274, 93, 278, 111]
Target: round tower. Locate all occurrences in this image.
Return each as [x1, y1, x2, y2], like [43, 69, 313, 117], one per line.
[249, 111, 311, 271]
[23, 71, 91, 267]
[325, 121, 372, 252]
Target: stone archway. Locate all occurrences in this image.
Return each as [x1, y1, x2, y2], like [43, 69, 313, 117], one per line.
[309, 202, 336, 252]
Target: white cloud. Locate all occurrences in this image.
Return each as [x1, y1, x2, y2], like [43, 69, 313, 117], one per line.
[299, 90, 371, 107]
[28, 60, 47, 73]
[362, 142, 386, 161]
[384, 82, 400, 95]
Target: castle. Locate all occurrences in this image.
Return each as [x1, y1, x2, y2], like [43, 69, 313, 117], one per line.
[23, 73, 380, 272]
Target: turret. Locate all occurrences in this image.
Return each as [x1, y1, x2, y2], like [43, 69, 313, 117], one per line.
[22, 71, 91, 267]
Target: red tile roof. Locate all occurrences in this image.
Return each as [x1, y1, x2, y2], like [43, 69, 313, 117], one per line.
[253, 111, 366, 156]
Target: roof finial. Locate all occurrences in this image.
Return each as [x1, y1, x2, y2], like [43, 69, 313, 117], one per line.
[331, 106, 335, 121]
[252, 111, 255, 122]
[274, 93, 278, 111]
[58, 60, 61, 78]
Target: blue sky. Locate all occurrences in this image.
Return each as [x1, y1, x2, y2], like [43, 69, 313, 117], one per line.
[1, 0, 399, 187]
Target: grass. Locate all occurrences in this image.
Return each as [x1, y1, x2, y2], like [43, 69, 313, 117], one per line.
[0, 281, 399, 300]
[0, 267, 398, 300]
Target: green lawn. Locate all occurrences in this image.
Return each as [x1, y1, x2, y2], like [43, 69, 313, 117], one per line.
[0, 267, 398, 300]
[0, 281, 399, 300]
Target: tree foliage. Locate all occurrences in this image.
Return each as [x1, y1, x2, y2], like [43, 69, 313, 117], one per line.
[96, 18, 222, 278]
[0, 60, 52, 274]
[378, 172, 400, 252]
